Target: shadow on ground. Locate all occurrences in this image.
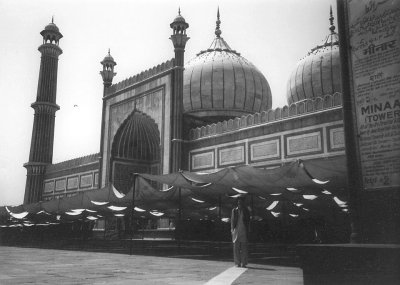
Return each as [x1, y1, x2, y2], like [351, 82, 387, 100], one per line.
[1, 237, 300, 267]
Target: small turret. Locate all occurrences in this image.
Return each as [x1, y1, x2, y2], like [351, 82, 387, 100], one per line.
[100, 49, 117, 88]
[169, 8, 189, 66]
[40, 17, 63, 45]
[169, 8, 189, 173]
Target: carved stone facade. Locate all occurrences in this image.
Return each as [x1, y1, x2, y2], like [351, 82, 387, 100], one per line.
[186, 98, 345, 172]
[99, 64, 174, 188]
[43, 154, 99, 200]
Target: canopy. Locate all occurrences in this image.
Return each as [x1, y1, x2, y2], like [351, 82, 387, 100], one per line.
[0, 156, 348, 227]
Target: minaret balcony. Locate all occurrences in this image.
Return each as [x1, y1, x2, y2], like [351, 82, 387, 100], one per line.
[31, 101, 60, 114]
[38, 43, 63, 57]
[170, 34, 189, 49]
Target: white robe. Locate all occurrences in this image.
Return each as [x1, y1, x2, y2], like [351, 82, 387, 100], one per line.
[232, 209, 247, 243]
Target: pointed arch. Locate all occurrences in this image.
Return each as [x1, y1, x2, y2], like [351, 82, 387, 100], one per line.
[110, 110, 161, 193]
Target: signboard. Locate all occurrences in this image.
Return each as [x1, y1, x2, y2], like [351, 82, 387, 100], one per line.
[347, 0, 400, 190]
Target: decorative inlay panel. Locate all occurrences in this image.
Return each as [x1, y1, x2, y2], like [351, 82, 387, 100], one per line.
[328, 126, 345, 151]
[67, 176, 79, 191]
[249, 138, 280, 162]
[55, 179, 66, 192]
[94, 172, 99, 187]
[44, 181, 54, 193]
[191, 151, 215, 171]
[218, 144, 245, 167]
[286, 130, 323, 157]
[80, 173, 93, 188]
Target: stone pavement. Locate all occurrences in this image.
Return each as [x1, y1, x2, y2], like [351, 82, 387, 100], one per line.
[0, 246, 303, 284]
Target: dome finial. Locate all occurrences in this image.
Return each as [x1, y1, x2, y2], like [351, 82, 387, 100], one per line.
[108, 48, 111, 56]
[215, 7, 221, 38]
[329, 6, 335, 34]
[178, 7, 181, 16]
[52, 16, 54, 23]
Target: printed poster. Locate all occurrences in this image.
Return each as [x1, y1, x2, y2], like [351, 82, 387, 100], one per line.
[347, 0, 400, 189]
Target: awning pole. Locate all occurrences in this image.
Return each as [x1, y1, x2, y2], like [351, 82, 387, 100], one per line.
[251, 194, 254, 216]
[250, 194, 254, 242]
[218, 194, 222, 251]
[81, 213, 87, 249]
[218, 195, 222, 219]
[178, 187, 182, 250]
[129, 174, 137, 255]
[103, 218, 107, 240]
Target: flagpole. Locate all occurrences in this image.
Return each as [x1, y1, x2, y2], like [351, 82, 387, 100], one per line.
[129, 173, 137, 255]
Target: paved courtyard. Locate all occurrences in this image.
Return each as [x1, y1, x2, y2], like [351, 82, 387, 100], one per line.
[0, 246, 303, 284]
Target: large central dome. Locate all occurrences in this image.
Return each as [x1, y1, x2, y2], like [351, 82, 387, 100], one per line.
[183, 10, 272, 123]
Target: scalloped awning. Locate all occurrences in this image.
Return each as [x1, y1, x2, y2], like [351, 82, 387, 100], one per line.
[0, 156, 348, 225]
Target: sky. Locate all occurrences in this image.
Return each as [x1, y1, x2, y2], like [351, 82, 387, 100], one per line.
[0, 0, 337, 206]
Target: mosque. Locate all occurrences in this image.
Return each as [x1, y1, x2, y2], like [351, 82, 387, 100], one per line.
[17, 7, 350, 242]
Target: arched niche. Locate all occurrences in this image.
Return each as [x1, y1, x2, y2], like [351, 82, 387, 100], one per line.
[110, 110, 161, 194]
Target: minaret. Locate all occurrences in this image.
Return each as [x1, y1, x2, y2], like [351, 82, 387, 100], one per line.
[24, 18, 63, 204]
[99, 50, 117, 188]
[169, 8, 189, 172]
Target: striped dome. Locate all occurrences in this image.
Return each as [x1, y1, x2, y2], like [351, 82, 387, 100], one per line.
[286, 11, 341, 105]
[111, 111, 160, 162]
[45, 22, 59, 33]
[183, 12, 272, 122]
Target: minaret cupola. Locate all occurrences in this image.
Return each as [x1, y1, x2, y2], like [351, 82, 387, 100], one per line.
[40, 17, 63, 45]
[170, 8, 189, 37]
[100, 49, 117, 88]
[170, 8, 190, 66]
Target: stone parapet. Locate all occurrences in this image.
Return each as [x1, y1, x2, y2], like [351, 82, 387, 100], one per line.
[105, 59, 174, 96]
[46, 153, 100, 174]
[189, 93, 342, 140]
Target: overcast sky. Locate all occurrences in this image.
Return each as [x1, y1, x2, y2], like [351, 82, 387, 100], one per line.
[0, 0, 337, 206]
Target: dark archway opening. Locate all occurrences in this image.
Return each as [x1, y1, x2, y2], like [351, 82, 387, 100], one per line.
[110, 110, 161, 194]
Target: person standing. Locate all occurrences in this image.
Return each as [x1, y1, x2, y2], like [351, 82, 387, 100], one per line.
[231, 196, 251, 267]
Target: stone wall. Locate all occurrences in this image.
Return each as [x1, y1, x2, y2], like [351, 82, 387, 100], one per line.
[186, 93, 344, 171]
[43, 153, 100, 200]
[105, 59, 174, 96]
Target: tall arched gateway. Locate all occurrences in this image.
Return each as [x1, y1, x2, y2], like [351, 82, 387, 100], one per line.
[110, 110, 161, 194]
